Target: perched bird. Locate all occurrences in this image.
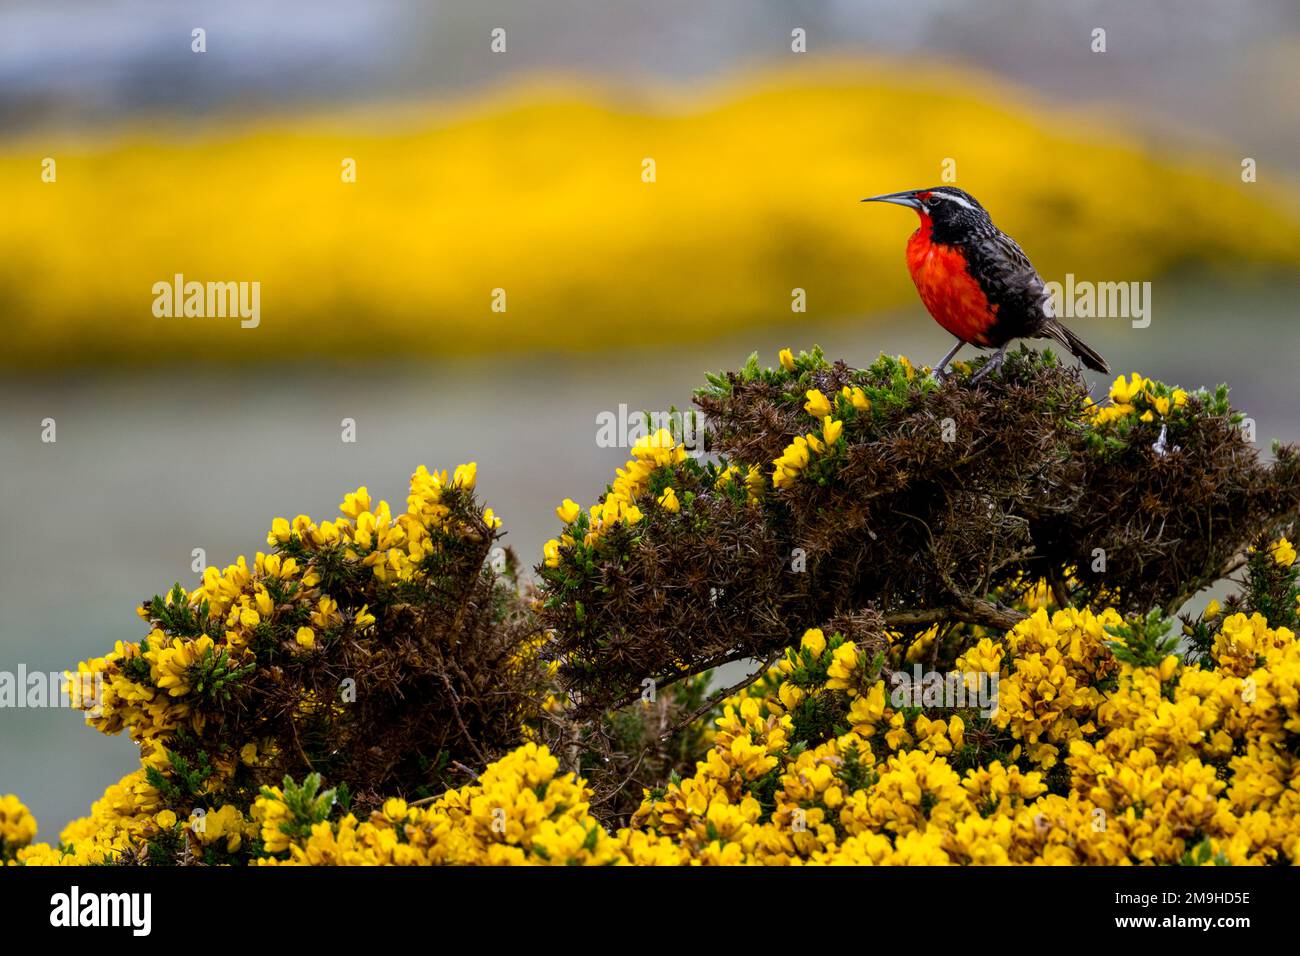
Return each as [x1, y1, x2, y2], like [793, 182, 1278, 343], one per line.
[862, 186, 1108, 380]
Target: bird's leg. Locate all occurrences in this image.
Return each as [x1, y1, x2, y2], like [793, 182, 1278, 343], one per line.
[931, 339, 964, 380]
[970, 344, 1008, 383]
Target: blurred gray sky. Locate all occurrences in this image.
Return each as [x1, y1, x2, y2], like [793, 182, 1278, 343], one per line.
[2, 0, 1297, 167]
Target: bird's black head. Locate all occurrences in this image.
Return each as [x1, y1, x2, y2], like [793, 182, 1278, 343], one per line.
[861, 186, 993, 243]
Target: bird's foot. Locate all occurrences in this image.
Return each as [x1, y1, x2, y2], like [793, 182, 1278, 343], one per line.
[931, 341, 965, 382]
[969, 349, 1006, 384]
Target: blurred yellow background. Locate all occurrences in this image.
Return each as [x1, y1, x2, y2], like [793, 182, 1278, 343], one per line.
[3, 62, 1297, 369]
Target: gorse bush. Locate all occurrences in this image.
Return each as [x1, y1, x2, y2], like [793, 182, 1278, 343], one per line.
[14, 464, 546, 864]
[543, 348, 1300, 713]
[6, 347, 1300, 866]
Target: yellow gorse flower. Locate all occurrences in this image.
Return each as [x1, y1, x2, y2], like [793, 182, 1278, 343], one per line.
[772, 435, 811, 489]
[1089, 373, 1193, 429]
[841, 385, 871, 411]
[21, 599, 1300, 867]
[822, 417, 843, 446]
[771, 415, 844, 490]
[804, 389, 832, 419]
[0, 795, 38, 857]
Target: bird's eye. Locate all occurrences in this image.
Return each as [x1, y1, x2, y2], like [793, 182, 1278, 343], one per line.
[920, 195, 934, 209]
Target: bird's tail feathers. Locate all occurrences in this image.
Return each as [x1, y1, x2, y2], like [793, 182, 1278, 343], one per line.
[1042, 319, 1109, 374]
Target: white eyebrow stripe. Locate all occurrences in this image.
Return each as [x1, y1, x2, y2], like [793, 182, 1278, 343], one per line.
[935, 191, 975, 211]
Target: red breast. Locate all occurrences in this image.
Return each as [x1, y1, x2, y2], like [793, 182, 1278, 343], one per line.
[905, 214, 999, 347]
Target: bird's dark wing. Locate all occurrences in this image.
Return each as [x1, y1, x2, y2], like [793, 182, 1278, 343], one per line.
[965, 229, 1053, 334]
[988, 230, 1034, 272]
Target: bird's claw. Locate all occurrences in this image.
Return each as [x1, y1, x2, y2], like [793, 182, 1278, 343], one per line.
[969, 351, 1006, 384]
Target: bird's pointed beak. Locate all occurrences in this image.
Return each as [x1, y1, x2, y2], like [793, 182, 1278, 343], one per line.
[861, 190, 922, 210]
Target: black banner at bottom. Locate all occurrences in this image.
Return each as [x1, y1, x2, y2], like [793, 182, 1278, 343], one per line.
[0, 863, 1283, 942]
